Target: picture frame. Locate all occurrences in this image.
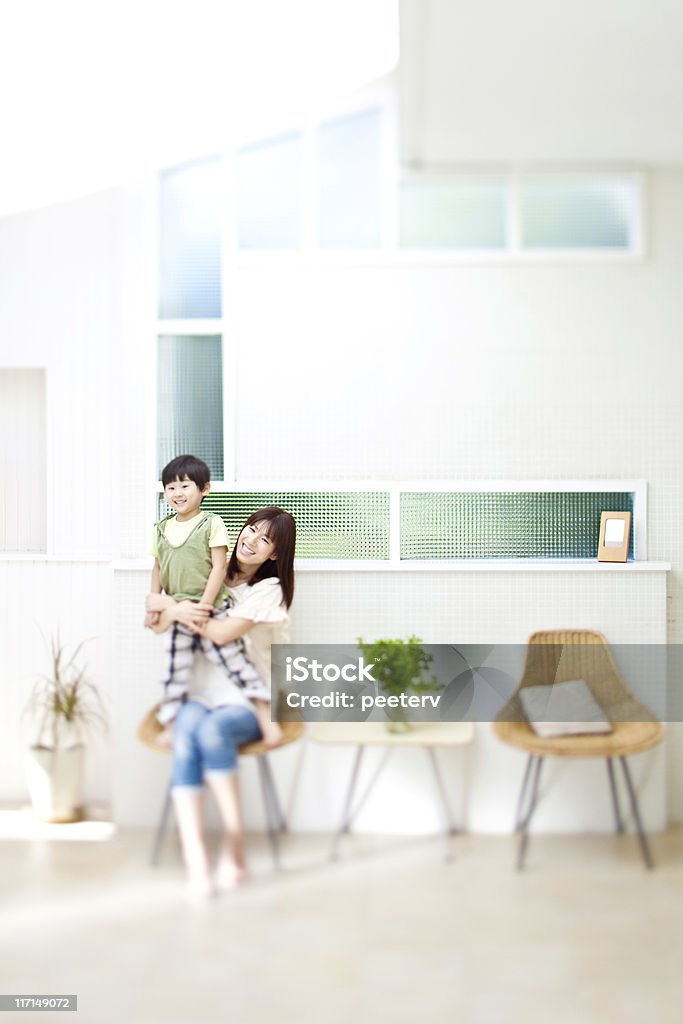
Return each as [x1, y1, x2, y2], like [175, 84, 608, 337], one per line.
[597, 511, 631, 562]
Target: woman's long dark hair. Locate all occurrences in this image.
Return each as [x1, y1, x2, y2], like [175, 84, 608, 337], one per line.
[227, 507, 296, 608]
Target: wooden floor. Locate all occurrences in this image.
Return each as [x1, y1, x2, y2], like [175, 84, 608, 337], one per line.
[2, 824, 683, 1024]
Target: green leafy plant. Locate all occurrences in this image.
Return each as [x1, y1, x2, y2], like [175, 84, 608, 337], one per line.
[24, 635, 107, 751]
[357, 635, 441, 698]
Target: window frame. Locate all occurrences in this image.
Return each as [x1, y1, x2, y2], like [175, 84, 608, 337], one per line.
[229, 112, 645, 261]
[153, 478, 648, 569]
[231, 81, 398, 256]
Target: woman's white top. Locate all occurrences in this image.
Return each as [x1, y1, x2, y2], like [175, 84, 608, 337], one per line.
[187, 577, 290, 711]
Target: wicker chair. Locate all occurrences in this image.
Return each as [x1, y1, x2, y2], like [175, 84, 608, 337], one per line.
[138, 703, 304, 869]
[493, 630, 663, 870]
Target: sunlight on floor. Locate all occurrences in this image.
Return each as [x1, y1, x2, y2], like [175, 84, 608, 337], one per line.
[0, 806, 115, 841]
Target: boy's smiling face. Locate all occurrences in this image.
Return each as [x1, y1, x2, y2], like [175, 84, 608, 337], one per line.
[164, 475, 210, 521]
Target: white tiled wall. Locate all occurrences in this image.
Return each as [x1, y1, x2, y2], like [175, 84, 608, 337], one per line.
[289, 571, 668, 646]
[112, 565, 668, 833]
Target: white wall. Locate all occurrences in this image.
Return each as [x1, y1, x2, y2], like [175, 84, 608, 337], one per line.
[231, 173, 683, 482]
[0, 190, 121, 556]
[1, 168, 682, 831]
[0, 188, 140, 806]
[399, 0, 683, 163]
[0, 369, 46, 551]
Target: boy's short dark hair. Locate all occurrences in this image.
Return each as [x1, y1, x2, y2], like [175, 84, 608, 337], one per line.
[161, 455, 211, 490]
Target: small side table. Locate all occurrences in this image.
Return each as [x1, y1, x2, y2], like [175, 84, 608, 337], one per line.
[310, 721, 474, 861]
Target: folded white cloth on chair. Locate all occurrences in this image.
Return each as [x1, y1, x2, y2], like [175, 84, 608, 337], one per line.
[520, 679, 613, 738]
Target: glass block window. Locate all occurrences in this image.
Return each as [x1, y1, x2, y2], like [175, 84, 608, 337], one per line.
[159, 491, 390, 559]
[521, 178, 638, 250]
[157, 335, 223, 479]
[317, 108, 382, 248]
[400, 492, 635, 560]
[237, 133, 303, 249]
[159, 157, 222, 318]
[399, 178, 508, 249]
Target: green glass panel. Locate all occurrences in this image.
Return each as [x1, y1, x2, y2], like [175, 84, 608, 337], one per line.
[399, 178, 507, 249]
[157, 335, 223, 480]
[521, 178, 636, 249]
[400, 492, 635, 559]
[159, 491, 390, 560]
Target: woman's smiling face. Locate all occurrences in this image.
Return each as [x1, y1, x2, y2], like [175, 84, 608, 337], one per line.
[236, 521, 276, 571]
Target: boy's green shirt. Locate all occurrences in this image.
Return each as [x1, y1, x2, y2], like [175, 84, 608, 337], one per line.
[154, 512, 229, 607]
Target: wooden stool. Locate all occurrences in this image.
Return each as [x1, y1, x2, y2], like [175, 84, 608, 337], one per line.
[137, 704, 304, 869]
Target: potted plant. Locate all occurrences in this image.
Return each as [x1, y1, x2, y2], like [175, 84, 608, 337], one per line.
[357, 635, 441, 732]
[23, 636, 107, 822]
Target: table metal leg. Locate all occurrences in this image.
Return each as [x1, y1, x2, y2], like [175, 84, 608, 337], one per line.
[426, 747, 456, 834]
[426, 747, 458, 863]
[331, 746, 365, 861]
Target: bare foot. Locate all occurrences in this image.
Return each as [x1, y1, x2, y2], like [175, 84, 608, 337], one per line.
[215, 854, 249, 891]
[183, 848, 216, 901]
[186, 867, 216, 901]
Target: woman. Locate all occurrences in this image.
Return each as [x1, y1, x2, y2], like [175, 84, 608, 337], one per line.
[146, 506, 296, 897]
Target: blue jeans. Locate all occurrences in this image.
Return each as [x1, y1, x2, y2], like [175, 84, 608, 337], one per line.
[171, 701, 262, 788]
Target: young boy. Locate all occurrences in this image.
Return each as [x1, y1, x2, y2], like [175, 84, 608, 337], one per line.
[146, 454, 264, 726]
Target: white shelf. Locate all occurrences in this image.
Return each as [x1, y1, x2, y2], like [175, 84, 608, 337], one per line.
[288, 559, 671, 573]
[2, 557, 668, 573]
[108, 558, 671, 573]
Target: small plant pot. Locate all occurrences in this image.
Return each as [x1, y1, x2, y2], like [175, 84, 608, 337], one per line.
[386, 718, 412, 734]
[25, 745, 86, 823]
[385, 704, 412, 734]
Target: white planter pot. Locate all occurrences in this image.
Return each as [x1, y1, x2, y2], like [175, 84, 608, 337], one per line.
[25, 745, 86, 823]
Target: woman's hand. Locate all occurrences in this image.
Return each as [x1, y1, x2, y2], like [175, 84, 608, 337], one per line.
[185, 604, 215, 635]
[146, 592, 175, 613]
[144, 610, 161, 630]
[171, 600, 212, 631]
[150, 599, 212, 635]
